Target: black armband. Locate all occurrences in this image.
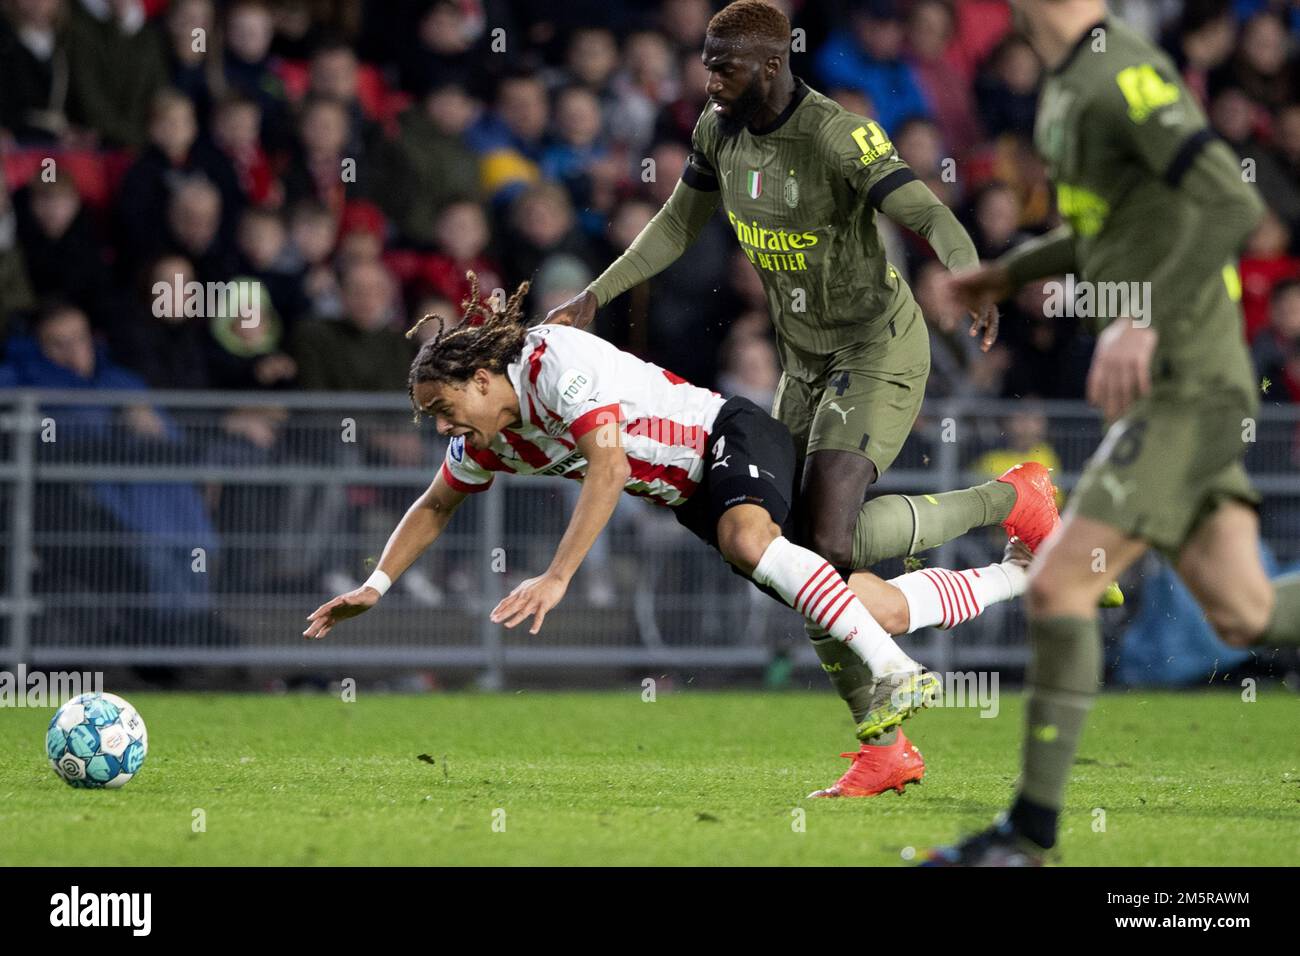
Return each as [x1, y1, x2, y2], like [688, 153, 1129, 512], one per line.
[866, 168, 917, 209]
[1164, 128, 1216, 188]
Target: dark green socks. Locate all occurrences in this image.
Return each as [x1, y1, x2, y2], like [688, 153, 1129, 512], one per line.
[1259, 572, 1300, 646]
[852, 479, 1017, 568]
[1017, 615, 1101, 841]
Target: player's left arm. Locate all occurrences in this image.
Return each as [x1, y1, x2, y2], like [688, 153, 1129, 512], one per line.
[1107, 60, 1265, 331]
[819, 113, 998, 349]
[1085, 60, 1265, 419]
[489, 416, 628, 635]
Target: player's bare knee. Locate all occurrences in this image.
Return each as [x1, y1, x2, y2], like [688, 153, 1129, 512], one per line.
[1205, 599, 1270, 648]
[718, 511, 780, 575]
[876, 588, 910, 635]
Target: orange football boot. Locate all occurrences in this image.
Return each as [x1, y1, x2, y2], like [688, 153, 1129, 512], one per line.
[996, 462, 1060, 552]
[807, 730, 925, 798]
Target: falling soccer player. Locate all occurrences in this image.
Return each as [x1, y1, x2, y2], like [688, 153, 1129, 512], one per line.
[304, 276, 1056, 796]
[928, 0, 1300, 865]
[542, 0, 1069, 795]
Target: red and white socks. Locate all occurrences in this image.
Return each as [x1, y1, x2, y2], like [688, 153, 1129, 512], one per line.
[890, 561, 1027, 632]
[752, 536, 916, 675]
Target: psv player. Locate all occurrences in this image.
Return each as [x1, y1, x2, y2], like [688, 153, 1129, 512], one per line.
[304, 278, 1054, 797]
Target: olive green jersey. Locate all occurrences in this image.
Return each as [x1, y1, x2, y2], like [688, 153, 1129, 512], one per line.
[685, 80, 924, 381]
[1029, 16, 1262, 400]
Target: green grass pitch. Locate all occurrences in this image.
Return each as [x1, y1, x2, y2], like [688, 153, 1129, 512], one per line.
[1, 689, 1295, 866]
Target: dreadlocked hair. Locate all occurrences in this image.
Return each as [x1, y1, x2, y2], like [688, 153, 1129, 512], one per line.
[405, 270, 531, 422]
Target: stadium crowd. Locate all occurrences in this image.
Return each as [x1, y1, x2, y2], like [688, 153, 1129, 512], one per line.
[0, 0, 1297, 411]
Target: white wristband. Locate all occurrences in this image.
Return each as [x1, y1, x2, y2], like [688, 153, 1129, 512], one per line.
[363, 570, 392, 596]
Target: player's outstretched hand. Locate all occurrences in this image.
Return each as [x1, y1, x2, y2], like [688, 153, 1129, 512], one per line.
[303, 587, 380, 640]
[1086, 318, 1158, 422]
[542, 289, 597, 329]
[944, 265, 1011, 351]
[489, 573, 568, 635]
[968, 301, 1000, 352]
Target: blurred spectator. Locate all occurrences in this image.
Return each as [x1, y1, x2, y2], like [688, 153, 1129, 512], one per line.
[607, 31, 678, 151]
[293, 260, 410, 391]
[372, 79, 481, 247]
[396, 0, 497, 99]
[816, 0, 931, 133]
[532, 253, 593, 323]
[468, 70, 550, 159]
[206, 279, 296, 391]
[717, 329, 780, 410]
[1277, 102, 1300, 185]
[999, 280, 1093, 399]
[405, 199, 502, 311]
[967, 181, 1027, 259]
[236, 206, 308, 327]
[0, 174, 35, 340]
[658, 0, 711, 54]
[221, 0, 289, 150]
[268, 0, 325, 61]
[285, 198, 342, 319]
[561, 26, 620, 105]
[307, 36, 381, 159]
[64, 0, 169, 148]
[1166, 0, 1237, 107]
[164, 0, 219, 124]
[332, 200, 387, 283]
[541, 85, 611, 234]
[972, 404, 1064, 480]
[1241, 210, 1300, 342]
[111, 253, 211, 389]
[161, 176, 238, 282]
[210, 93, 278, 207]
[1209, 11, 1299, 112]
[282, 95, 359, 216]
[1209, 86, 1300, 228]
[0, 301, 218, 636]
[500, 181, 595, 294]
[14, 175, 116, 331]
[975, 34, 1041, 139]
[115, 89, 242, 258]
[654, 52, 710, 146]
[906, 0, 982, 157]
[0, 0, 75, 145]
[1252, 279, 1300, 402]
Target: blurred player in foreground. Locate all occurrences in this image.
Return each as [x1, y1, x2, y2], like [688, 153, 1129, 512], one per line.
[930, 0, 1300, 865]
[304, 276, 1057, 797]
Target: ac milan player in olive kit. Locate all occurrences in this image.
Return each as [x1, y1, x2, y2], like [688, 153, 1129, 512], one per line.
[545, 0, 1066, 797]
[926, 0, 1300, 865]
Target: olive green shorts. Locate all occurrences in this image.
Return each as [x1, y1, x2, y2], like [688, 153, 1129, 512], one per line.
[771, 303, 931, 477]
[1070, 386, 1260, 555]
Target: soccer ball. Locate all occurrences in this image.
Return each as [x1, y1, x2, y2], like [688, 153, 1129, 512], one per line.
[46, 692, 148, 789]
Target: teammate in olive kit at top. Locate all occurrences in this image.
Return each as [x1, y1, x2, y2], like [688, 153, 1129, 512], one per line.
[544, 0, 1067, 798]
[927, 0, 1300, 865]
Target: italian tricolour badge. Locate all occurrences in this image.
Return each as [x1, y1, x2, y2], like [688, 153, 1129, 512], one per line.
[746, 169, 762, 199]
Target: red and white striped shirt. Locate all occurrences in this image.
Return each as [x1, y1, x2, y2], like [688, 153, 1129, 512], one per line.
[440, 326, 726, 506]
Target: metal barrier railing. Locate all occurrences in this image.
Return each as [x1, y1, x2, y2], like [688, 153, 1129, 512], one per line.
[3, 389, 1297, 683]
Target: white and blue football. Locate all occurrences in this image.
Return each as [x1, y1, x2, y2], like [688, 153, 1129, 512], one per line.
[46, 693, 148, 789]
